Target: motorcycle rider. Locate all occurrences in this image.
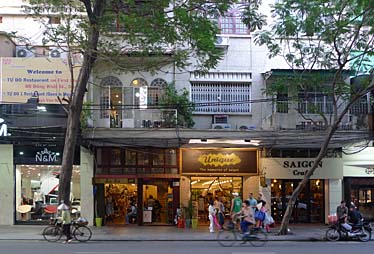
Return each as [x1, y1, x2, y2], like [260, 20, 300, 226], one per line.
[349, 206, 363, 225]
[336, 200, 348, 222]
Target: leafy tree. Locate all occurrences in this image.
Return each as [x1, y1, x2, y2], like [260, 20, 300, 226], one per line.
[243, 0, 374, 234]
[24, 0, 237, 205]
[160, 84, 195, 128]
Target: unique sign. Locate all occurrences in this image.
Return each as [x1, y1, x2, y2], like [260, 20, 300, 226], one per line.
[182, 149, 257, 174]
[0, 118, 9, 137]
[1, 57, 80, 104]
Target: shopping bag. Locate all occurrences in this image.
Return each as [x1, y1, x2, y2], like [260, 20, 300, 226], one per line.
[255, 210, 265, 221]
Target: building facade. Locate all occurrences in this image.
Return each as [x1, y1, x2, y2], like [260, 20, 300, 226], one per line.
[0, 0, 373, 226]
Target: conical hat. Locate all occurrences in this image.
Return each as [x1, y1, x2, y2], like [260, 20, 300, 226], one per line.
[57, 203, 69, 210]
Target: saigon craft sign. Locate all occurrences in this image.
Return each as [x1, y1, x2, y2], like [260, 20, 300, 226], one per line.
[182, 149, 257, 174]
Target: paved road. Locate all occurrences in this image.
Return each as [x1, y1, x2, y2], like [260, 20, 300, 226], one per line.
[1, 240, 373, 254]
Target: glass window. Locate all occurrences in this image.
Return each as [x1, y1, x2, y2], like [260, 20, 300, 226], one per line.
[16, 165, 80, 223]
[152, 149, 164, 166]
[218, 14, 248, 35]
[190, 176, 242, 219]
[138, 151, 149, 166]
[125, 150, 137, 165]
[165, 149, 177, 165]
[111, 148, 121, 166]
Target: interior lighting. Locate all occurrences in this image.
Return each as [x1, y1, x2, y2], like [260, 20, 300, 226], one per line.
[19, 151, 24, 155]
[37, 106, 47, 112]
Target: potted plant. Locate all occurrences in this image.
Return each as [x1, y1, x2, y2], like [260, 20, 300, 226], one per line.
[183, 200, 194, 228]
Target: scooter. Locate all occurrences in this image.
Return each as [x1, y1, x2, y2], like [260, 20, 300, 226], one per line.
[326, 221, 372, 242]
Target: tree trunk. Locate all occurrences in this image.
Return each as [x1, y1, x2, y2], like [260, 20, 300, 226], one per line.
[277, 132, 330, 235]
[58, 0, 106, 205]
[278, 75, 374, 235]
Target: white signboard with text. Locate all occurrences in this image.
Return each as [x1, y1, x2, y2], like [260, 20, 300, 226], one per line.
[262, 158, 343, 179]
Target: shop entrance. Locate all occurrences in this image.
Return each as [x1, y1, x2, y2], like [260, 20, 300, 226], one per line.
[142, 179, 175, 225]
[104, 183, 137, 225]
[271, 179, 324, 223]
[190, 177, 242, 224]
[98, 178, 178, 226]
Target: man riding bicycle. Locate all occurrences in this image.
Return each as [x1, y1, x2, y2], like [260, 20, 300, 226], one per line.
[233, 200, 255, 235]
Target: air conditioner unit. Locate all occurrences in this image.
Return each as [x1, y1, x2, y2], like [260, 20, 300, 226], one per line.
[212, 123, 231, 129]
[49, 47, 68, 58]
[239, 125, 256, 131]
[16, 46, 34, 58]
[215, 35, 229, 48]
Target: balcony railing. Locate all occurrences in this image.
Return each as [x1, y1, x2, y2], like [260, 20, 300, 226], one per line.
[93, 108, 177, 129]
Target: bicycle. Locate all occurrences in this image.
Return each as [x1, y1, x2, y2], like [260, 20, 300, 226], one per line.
[42, 218, 92, 242]
[217, 217, 267, 247]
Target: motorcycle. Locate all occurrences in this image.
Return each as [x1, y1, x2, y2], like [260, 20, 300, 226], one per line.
[326, 221, 372, 242]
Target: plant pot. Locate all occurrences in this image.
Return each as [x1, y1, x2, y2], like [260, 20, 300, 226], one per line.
[191, 218, 198, 229]
[95, 217, 102, 227]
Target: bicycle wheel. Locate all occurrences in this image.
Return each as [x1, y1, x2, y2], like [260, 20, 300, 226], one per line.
[42, 225, 62, 242]
[217, 229, 237, 247]
[248, 228, 267, 247]
[325, 228, 340, 241]
[72, 226, 92, 242]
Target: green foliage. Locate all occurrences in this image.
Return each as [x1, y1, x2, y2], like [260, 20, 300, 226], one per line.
[24, 0, 238, 72]
[80, 101, 92, 129]
[244, 0, 374, 118]
[160, 84, 195, 128]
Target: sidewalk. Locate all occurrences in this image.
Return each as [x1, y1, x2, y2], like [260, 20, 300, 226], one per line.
[0, 224, 331, 241]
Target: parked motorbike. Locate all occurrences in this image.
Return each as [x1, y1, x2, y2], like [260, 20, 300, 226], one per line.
[326, 221, 372, 242]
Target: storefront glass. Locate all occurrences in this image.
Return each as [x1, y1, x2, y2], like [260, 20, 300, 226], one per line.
[270, 179, 324, 223]
[15, 165, 80, 223]
[103, 180, 175, 225]
[190, 176, 242, 223]
[345, 177, 374, 220]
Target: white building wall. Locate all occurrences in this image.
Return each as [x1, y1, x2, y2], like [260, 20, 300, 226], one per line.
[80, 147, 94, 225]
[0, 145, 14, 225]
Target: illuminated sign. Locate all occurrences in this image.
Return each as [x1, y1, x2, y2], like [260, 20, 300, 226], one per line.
[35, 148, 59, 163]
[0, 118, 9, 137]
[182, 149, 257, 174]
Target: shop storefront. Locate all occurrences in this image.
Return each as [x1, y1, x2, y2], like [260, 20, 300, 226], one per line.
[93, 147, 180, 226]
[14, 144, 80, 224]
[263, 157, 343, 224]
[181, 148, 258, 223]
[343, 147, 374, 221]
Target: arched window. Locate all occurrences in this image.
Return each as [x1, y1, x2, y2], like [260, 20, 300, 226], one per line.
[148, 78, 167, 106]
[99, 76, 123, 128]
[131, 78, 148, 87]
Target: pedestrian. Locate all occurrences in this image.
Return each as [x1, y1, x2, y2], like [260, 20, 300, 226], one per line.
[255, 192, 267, 229]
[58, 201, 73, 243]
[215, 197, 225, 228]
[208, 200, 218, 233]
[247, 192, 257, 212]
[230, 192, 242, 215]
[230, 192, 242, 230]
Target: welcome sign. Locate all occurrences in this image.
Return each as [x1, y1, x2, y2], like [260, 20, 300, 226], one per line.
[182, 149, 258, 175]
[0, 57, 80, 104]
